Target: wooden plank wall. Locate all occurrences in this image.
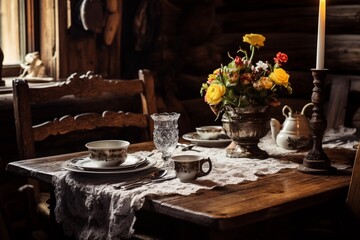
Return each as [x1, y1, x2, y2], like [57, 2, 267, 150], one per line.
[127, 0, 360, 132]
[215, 0, 360, 129]
[39, 0, 123, 79]
[1, 0, 360, 166]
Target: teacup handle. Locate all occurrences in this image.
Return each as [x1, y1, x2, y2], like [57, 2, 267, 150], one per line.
[197, 158, 212, 177]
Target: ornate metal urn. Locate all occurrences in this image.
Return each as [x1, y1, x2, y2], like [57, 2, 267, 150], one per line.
[222, 106, 270, 159]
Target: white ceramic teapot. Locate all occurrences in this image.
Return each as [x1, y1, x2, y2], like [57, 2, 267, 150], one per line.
[270, 103, 313, 150]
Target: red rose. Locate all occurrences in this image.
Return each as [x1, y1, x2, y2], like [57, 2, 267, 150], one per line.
[274, 52, 288, 64]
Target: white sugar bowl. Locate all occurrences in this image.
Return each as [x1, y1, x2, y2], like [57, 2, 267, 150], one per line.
[196, 126, 225, 140]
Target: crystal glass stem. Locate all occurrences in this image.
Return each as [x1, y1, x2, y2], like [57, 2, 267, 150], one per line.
[151, 112, 180, 171]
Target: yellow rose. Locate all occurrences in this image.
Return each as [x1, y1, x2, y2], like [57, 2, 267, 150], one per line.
[243, 34, 266, 47]
[269, 68, 290, 86]
[207, 74, 216, 83]
[205, 84, 226, 105]
[207, 68, 220, 83]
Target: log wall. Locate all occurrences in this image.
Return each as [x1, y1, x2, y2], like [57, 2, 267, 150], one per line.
[1, 0, 360, 165]
[122, 0, 360, 134]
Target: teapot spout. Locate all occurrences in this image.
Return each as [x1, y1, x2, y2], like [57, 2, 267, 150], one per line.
[270, 118, 281, 142]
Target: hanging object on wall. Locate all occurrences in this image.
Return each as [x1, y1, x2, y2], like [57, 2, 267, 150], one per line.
[80, 0, 106, 34]
[79, 0, 120, 45]
[133, 0, 161, 51]
[104, 11, 120, 45]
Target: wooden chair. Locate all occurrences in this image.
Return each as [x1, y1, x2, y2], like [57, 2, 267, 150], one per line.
[291, 143, 360, 239]
[346, 142, 360, 226]
[13, 69, 157, 160]
[326, 74, 360, 129]
[12, 69, 157, 237]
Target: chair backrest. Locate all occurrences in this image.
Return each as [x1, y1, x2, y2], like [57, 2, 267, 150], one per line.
[13, 69, 157, 160]
[347, 143, 360, 223]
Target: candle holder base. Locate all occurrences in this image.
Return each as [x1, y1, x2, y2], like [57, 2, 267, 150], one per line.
[298, 156, 336, 175]
[297, 165, 336, 174]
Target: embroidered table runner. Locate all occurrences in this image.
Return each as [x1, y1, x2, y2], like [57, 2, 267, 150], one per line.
[53, 127, 358, 239]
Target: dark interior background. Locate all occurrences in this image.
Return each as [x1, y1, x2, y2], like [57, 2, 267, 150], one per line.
[1, 0, 360, 165]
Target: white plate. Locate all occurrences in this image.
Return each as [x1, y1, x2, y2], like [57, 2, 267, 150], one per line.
[63, 158, 158, 174]
[68, 154, 147, 170]
[182, 132, 232, 147]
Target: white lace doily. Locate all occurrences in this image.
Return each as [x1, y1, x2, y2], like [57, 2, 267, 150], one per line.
[53, 126, 358, 239]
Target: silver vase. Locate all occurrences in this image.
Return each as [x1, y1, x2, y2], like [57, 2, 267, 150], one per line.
[222, 106, 270, 159]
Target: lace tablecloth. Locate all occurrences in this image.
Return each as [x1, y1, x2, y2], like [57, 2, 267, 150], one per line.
[53, 127, 358, 240]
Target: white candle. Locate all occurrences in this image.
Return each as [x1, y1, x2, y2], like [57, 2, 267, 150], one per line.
[316, 0, 326, 69]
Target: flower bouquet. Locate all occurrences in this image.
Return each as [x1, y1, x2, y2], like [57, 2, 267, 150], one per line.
[200, 33, 292, 119]
[200, 34, 293, 158]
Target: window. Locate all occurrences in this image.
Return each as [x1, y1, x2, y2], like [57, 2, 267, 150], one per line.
[0, 0, 32, 77]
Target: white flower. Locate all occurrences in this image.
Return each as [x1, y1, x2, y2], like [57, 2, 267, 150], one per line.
[255, 61, 268, 72]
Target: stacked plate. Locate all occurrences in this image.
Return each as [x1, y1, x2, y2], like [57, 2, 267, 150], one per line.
[63, 154, 157, 174]
[182, 125, 231, 147]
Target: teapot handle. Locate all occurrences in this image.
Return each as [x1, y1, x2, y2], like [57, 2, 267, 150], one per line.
[301, 103, 314, 115]
[282, 105, 292, 118]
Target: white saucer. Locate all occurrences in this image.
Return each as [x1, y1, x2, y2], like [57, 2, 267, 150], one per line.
[63, 158, 158, 174]
[68, 154, 147, 170]
[182, 132, 231, 147]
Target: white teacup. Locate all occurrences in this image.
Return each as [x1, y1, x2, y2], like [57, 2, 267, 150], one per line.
[171, 155, 212, 182]
[85, 140, 130, 167]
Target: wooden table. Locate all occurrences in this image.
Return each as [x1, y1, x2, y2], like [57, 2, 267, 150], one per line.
[6, 142, 355, 240]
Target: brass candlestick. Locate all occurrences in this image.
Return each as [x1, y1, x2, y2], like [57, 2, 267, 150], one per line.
[298, 69, 336, 174]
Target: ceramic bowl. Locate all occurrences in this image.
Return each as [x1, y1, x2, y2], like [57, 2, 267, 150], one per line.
[195, 126, 224, 140]
[85, 140, 130, 167]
